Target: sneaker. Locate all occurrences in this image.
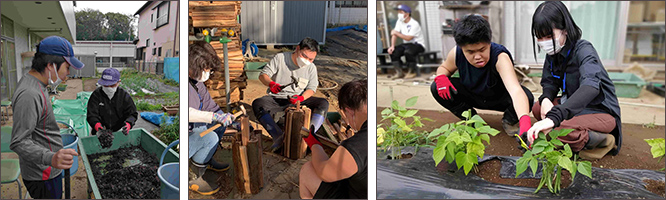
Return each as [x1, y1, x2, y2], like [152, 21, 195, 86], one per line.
[502, 119, 520, 136]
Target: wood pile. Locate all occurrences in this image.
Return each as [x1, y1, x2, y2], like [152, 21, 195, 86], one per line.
[189, 1, 246, 110]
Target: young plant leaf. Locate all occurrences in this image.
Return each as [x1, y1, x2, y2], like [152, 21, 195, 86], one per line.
[551, 139, 564, 147]
[515, 156, 530, 177]
[455, 151, 466, 169]
[381, 107, 392, 115]
[480, 134, 490, 144]
[391, 100, 400, 110]
[558, 156, 574, 177]
[433, 144, 446, 166]
[577, 161, 592, 178]
[477, 126, 500, 136]
[403, 109, 419, 117]
[563, 144, 573, 158]
[405, 96, 418, 107]
[377, 128, 385, 145]
[463, 152, 476, 175]
[529, 157, 539, 176]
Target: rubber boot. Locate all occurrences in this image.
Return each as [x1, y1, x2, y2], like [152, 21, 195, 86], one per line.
[579, 131, 615, 160]
[206, 159, 230, 172]
[390, 62, 405, 80]
[188, 161, 220, 195]
[311, 113, 325, 133]
[258, 112, 284, 151]
[502, 118, 520, 137]
[405, 62, 418, 79]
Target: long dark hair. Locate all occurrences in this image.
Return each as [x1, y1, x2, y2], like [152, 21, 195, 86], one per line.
[531, 1, 582, 61]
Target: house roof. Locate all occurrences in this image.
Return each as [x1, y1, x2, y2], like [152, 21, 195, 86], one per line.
[134, 1, 154, 15]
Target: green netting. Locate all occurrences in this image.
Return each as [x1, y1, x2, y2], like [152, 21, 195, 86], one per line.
[52, 91, 93, 137]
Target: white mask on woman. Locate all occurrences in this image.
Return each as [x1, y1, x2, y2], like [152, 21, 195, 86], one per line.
[197, 71, 210, 82]
[537, 33, 565, 55]
[102, 86, 117, 100]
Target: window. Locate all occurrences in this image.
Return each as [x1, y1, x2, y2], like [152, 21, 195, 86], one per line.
[146, 39, 150, 47]
[158, 47, 162, 56]
[152, 48, 156, 55]
[1, 15, 14, 38]
[156, 2, 170, 28]
[335, 1, 367, 8]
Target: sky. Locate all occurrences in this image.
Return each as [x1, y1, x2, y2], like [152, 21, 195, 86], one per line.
[74, 1, 148, 15]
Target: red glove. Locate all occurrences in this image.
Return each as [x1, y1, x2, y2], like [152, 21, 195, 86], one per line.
[122, 122, 131, 135]
[94, 123, 104, 132]
[303, 126, 322, 149]
[434, 75, 457, 100]
[269, 81, 282, 94]
[518, 115, 532, 149]
[290, 95, 304, 104]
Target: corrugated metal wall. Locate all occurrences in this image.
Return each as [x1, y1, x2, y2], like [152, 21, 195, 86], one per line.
[70, 55, 96, 77]
[241, 1, 326, 45]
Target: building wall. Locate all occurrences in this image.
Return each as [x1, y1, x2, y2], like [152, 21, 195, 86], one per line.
[423, 1, 442, 56]
[327, 2, 367, 25]
[136, 1, 179, 62]
[74, 42, 136, 57]
[13, 21, 28, 81]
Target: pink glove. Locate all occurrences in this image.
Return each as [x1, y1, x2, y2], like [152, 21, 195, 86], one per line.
[303, 126, 322, 149]
[94, 123, 104, 132]
[269, 81, 282, 94]
[122, 122, 131, 135]
[434, 75, 457, 100]
[290, 95, 304, 104]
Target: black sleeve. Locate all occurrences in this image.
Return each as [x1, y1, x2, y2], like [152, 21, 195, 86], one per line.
[123, 91, 138, 126]
[86, 89, 102, 128]
[546, 85, 599, 127]
[539, 57, 561, 104]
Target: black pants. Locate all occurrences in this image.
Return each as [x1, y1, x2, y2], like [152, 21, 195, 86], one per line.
[252, 96, 329, 118]
[430, 78, 534, 124]
[23, 173, 62, 199]
[390, 43, 425, 67]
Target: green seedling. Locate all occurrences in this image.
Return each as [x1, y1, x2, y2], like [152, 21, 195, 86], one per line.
[515, 129, 592, 194]
[377, 96, 433, 159]
[431, 110, 499, 175]
[644, 138, 665, 171]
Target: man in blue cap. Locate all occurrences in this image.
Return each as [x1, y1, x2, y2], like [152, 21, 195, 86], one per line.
[10, 35, 84, 199]
[86, 68, 137, 136]
[388, 3, 426, 79]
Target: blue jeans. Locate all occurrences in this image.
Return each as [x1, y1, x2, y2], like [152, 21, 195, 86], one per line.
[188, 124, 225, 164]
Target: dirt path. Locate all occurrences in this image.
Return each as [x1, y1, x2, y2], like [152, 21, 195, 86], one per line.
[377, 108, 666, 171]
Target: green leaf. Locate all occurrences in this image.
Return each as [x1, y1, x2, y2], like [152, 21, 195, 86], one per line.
[391, 100, 400, 110]
[551, 139, 564, 147]
[422, 117, 434, 122]
[477, 126, 500, 136]
[381, 108, 392, 116]
[404, 109, 419, 117]
[516, 156, 530, 177]
[393, 118, 412, 131]
[470, 115, 486, 125]
[577, 161, 593, 178]
[455, 152, 466, 169]
[558, 156, 574, 174]
[532, 145, 545, 154]
[563, 144, 573, 158]
[462, 110, 472, 120]
[466, 141, 485, 159]
[529, 157, 539, 176]
[433, 144, 446, 166]
[463, 153, 476, 175]
[557, 129, 574, 137]
[405, 96, 418, 107]
[428, 127, 444, 139]
[377, 128, 385, 145]
[645, 138, 666, 158]
[480, 134, 490, 144]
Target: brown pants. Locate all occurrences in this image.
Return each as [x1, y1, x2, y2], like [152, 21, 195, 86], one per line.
[532, 99, 616, 152]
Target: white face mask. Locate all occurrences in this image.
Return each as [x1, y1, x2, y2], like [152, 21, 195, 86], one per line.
[102, 86, 117, 99]
[537, 33, 565, 55]
[197, 71, 210, 82]
[397, 13, 406, 22]
[297, 56, 311, 68]
[48, 64, 63, 90]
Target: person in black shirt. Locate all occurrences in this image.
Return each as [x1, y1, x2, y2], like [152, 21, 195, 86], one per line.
[87, 68, 137, 136]
[299, 79, 367, 199]
[430, 15, 534, 145]
[526, 1, 621, 160]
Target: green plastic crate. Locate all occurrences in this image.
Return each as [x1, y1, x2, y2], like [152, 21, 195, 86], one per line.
[608, 72, 646, 98]
[79, 128, 179, 199]
[245, 62, 267, 80]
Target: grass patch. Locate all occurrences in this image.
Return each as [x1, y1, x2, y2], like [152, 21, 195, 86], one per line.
[119, 69, 178, 95]
[153, 115, 179, 151]
[136, 101, 163, 111]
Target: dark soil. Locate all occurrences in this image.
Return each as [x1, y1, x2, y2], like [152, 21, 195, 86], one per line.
[88, 146, 160, 199]
[474, 159, 572, 189]
[644, 179, 666, 197]
[97, 129, 114, 149]
[377, 108, 666, 188]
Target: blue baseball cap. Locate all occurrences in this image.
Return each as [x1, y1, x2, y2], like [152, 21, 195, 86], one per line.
[37, 36, 84, 70]
[98, 68, 121, 86]
[394, 4, 411, 13]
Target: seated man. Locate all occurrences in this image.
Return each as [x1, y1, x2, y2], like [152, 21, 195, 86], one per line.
[252, 37, 329, 151]
[388, 4, 426, 79]
[299, 79, 368, 199]
[87, 68, 137, 136]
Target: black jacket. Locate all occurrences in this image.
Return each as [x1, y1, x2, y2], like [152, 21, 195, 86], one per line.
[86, 87, 138, 135]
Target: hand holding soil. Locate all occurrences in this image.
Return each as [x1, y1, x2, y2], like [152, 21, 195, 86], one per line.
[97, 129, 115, 148]
[51, 148, 78, 169]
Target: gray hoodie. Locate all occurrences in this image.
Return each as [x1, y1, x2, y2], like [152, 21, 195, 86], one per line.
[10, 73, 63, 181]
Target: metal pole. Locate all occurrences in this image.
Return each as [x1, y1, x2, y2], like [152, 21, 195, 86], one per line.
[65, 169, 70, 199]
[224, 42, 230, 112]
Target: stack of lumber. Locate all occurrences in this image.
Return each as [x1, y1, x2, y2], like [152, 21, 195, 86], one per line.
[189, 1, 246, 109]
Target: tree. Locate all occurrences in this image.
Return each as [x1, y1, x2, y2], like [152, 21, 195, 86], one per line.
[75, 9, 137, 41]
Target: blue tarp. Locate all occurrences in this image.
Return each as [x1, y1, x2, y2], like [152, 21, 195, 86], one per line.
[140, 112, 176, 126]
[326, 25, 367, 33]
[164, 57, 179, 83]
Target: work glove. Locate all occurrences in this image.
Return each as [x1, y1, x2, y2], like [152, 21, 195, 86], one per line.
[121, 122, 131, 135]
[303, 125, 322, 149]
[434, 75, 457, 100]
[94, 123, 105, 132]
[269, 81, 282, 94]
[212, 112, 234, 127]
[516, 115, 532, 151]
[290, 95, 304, 105]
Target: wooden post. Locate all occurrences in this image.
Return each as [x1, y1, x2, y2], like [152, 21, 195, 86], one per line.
[231, 126, 264, 194]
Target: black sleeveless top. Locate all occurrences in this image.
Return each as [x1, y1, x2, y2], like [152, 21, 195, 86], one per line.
[455, 42, 514, 98]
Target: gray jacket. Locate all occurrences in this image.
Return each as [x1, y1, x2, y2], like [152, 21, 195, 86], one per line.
[10, 73, 63, 181]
